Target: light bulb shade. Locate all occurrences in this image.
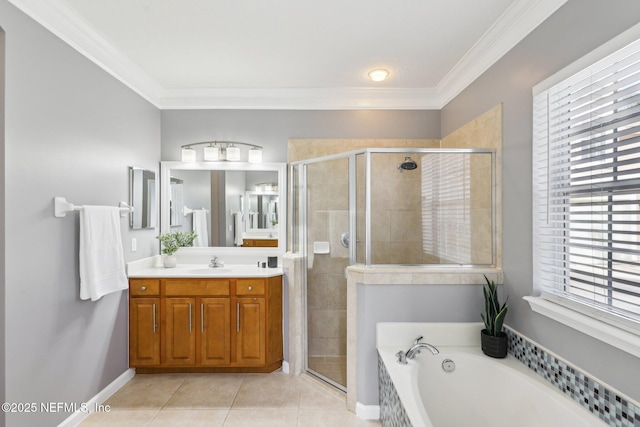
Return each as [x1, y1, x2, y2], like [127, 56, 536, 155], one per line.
[203, 146, 219, 161]
[225, 146, 241, 161]
[181, 147, 196, 162]
[248, 148, 263, 163]
[368, 68, 389, 82]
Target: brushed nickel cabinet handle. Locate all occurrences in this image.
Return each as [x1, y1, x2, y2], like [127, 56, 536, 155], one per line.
[140, 286, 147, 291]
[201, 303, 204, 332]
[152, 303, 157, 333]
[236, 303, 240, 332]
[248, 286, 253, 291]
[189, 303, 193, 332]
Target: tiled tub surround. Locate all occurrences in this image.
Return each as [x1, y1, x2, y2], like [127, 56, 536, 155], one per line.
[376, 323, 634, 427]
[504, 328, 640, 427]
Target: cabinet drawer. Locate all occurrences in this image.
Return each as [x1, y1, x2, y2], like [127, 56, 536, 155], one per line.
[236, 279, 265, 296]
[163, 280, 230, 296]
[130, 279, 160, 296]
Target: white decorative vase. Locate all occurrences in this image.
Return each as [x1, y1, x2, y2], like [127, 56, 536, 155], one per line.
[163, 254, 177, 268]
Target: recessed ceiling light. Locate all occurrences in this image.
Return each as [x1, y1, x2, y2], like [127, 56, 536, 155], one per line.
[368, 69, 389, 82]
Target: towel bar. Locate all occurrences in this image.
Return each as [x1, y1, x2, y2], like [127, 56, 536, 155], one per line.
[54, 197, 133, 218]
[183, 206, 209, 216]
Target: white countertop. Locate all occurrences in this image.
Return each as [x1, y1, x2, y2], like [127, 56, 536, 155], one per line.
[128, 263, 283, 278]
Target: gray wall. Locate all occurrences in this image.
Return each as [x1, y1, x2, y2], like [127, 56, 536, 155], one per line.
[1, 1, 160, 426]
[0, 25, 5, 427]
[442, 0, 640, 403]
[161, 109, 441, 162]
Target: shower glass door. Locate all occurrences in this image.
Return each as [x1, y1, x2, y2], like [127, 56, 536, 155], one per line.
[304, 155, 350, 390]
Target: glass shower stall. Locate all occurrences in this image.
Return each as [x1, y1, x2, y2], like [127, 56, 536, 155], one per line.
[290, 148, 496, 391]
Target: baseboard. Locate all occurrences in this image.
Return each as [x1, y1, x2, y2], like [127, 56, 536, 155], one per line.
[57, 368, 135, 427]
[356, 402, 380, 420]
[281, 360, 290, 374]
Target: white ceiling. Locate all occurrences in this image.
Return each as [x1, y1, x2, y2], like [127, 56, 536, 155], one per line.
[9, 0, 567, 109]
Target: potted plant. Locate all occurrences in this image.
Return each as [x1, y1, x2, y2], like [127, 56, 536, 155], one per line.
[480, 275, 508, 358]
[157, 231, 197, 268]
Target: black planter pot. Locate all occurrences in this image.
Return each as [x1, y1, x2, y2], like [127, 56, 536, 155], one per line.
[481, 329, 508, 358]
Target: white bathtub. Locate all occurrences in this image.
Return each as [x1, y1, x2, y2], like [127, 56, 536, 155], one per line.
[377, 323, 606, 427]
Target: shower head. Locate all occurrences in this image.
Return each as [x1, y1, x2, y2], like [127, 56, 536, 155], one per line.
[398, 156, 418, 172]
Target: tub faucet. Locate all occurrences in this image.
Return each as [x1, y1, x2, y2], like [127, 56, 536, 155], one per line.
[397, 336, 439, 364]
[406, 342, 439, 359]
[209, 256, 224, 268]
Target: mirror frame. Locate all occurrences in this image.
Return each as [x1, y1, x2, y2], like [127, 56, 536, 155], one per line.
[129, 166, 157, 230]
[160, 161, 287, 254]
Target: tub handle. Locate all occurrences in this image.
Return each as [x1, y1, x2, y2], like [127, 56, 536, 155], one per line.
[395, 351, 408, 365]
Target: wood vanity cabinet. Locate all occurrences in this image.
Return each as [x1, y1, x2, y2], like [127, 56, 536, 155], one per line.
[129, 279, 160, 366]
[241, 239, 278, 247]
[128, 275, 282, 373]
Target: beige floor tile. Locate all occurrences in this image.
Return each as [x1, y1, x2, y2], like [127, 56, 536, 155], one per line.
[104, 374, 187, 409]
[298, 381, 346, 410]
[79, 409, 159, 426]
[164, 374, 244, 409]
[149, 409, 228, 427]
[232, 373, 303, 409]
[223, 408, 298, 427]
[298, 409, 382, 427]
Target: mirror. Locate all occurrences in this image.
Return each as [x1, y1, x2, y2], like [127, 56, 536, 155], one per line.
[129, 166, 157, 229]
[160, 161, 287, 253]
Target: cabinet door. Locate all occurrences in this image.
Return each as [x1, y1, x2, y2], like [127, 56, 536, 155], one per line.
[235, 298, 266, 366]
[200, 298, 231, 366]
[129, 298, 160, 366]
[164, 297, 196, 365]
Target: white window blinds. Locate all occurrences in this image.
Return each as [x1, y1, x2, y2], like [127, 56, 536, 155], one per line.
[421, 153, 471, 264]
[533, 38, 640, 322]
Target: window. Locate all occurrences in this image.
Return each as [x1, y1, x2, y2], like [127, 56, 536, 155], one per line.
[533, 36, 640, 334]
[421, 153, 471, 264]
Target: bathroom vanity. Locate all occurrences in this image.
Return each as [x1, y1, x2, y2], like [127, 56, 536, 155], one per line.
[128, 267, 283, 373]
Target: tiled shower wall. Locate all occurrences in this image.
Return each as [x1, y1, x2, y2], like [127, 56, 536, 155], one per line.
[289, 139, 437, 382]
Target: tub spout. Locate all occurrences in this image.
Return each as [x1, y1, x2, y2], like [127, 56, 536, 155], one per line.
[406, 342, 439, 359]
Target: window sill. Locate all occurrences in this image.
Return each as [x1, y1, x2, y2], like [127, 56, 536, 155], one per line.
[524, 296, 640, 359]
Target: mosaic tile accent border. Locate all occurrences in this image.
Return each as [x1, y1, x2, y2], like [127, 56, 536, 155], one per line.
[378, 353, 413, 427]
[505, 327, 640, 427]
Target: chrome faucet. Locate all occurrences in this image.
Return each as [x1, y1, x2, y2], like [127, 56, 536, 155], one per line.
[209, 256, 224, 268]
[396, 336, 439, 365]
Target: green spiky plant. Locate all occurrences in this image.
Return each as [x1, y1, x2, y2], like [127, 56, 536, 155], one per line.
[481, 275, 508, 336]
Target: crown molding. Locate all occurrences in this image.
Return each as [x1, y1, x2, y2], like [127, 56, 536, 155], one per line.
[8, 0, 163, 106]
[157, 87, 441, 110]
[9, 0, 566, 110]
[436, 0, 567, 107]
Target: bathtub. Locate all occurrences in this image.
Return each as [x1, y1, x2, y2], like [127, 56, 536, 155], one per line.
[377, 323, 606, 427]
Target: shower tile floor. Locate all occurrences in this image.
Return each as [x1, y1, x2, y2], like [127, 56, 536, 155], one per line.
[79, 371, 380, 426]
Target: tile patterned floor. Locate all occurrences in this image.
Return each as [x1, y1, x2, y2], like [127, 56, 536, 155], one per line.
[79, 372, 381, 426]
[308, 356, 347, 387]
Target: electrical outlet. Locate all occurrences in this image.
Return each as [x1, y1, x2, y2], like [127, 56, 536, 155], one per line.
[131, 237, 137, 252]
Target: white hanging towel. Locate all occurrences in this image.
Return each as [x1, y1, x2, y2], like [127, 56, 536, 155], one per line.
[79, 206, 128, 301]
[192, 209, 209, 247]
[234, 211, 244, 246]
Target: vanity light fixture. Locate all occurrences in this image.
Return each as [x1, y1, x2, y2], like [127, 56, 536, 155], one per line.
[225, 144, 241, 161]
[368, 68, 389, 82]
[179, 141, 263, 163]
[181, 146, 197, 162]
[203, 144, 219, 161]
[248, 147, 263, 163]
